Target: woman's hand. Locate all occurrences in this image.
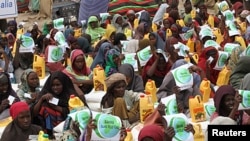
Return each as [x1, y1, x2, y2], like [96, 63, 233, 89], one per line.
[185, 123, 195, 134]
[0, 99, 9, 112]
[119, 126, 127, 141]
[41, 93, 53, 102]
[157, 102, 166, 116]
[172, 86, 181, 95]
[234, 91, 242, 108]
[85, 118, 97, 140]
[164, 126, 175, 141]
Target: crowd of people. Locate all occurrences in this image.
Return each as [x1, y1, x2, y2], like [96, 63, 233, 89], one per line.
[1, 0, 250, 141]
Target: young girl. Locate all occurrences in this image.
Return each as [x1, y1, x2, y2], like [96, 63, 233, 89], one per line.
[32, 71, 87, 139]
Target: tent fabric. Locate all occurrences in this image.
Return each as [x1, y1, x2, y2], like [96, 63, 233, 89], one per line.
[78, 0, 109, 24]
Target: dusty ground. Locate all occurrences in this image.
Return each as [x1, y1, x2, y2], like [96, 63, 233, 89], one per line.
[7, 11, 48, 32]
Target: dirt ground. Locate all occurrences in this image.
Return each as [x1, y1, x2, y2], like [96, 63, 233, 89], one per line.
[7, 11, 49, 32]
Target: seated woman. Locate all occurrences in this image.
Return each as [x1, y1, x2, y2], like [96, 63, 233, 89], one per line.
[90, 42, 112, 70]
[63, 49, 93, 95]
[118, 63, 144, 93]
[142, 49, 172, 88]
[211, 85, 250, 125]
[13, 39, 34, 84]
[101, 73, 140, 127]
[85, 15, 106, 45]
[0, 72, 20, 120]
[197, 46, 219, 85]
[104, 48, 121, 77]
[110, 14, 127, 34]
[32, 71, 85, 138]
[0, 102, 42, 141]
[16, 69, 40, 106]
[157, 59, 203, 115]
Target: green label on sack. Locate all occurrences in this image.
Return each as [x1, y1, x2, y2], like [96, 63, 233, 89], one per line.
[173, 68, 192, 84]
[95, 114, 122, 139]
[75, 110, 91, 130]
[166, 99, 178, 115]
[51, 47, 63, 61]
[218, 52, 228, 67]
[245, 46, 250, 56]
[239, 90, 250, 108]
[21, 35, 34, 47]
[170, 117, 189, 141]
[138, 49, 151, 61]
[205, 105, 216, 116]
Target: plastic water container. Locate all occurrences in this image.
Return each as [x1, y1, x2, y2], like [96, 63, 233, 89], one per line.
[199, 78, 211, 103]
[186, 38, 195, 53]
[166, 28, 172, 37]
[33, 55, 45, 79]
[124, 128, 133, 141]
[216, 66, 231, 86]
[139, 94, 154, 123]
[213, 28, 223, 45]
[189, 95, 206, 122]
[207, 15, 214, 28]
[176, 19, 185, 27]
[235, 36, 246, 49]
[191, 53, 199, 64]
[93, 65, 107, 91]
[68, 94, 84, 111]
[86, 54, 93, 68]
[145, 79, 157, 104]
[38, 130, 44, 141]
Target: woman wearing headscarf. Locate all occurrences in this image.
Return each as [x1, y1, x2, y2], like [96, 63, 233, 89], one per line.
[230, 56, 250, 89]
[111, 14, 127, 33]
[101, 25, 116, 43]
[62, 49, 93, 95]
[113, 32, 127, 53]
[6, 20, 17, 38]
[85, 16, 106, 45]
[104, 48, 121, 77]
[211, 85, 250, 125]
[226, 46, 245, 71]
[101, 73, 140, 127]
[133, 22, 150, 40]
[77, 37, 93, 54]
[142, 49, 172, 87]
[32, 71, 86, 139]
[0, 102, 42, 141]
[16, 69, 40, 106]
[0, 72, 20, 120]
[118, 63, 144, 93]
[156, 59, 202, 115]
[149, 32, 166, 51]
[6, 33, 16, 49]
[139, 11, 152, 28]
[90, 42, 112, 70]
[197, 46, 219, 85]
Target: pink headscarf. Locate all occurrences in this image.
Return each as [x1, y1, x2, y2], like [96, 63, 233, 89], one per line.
[70, 49, 90, 75]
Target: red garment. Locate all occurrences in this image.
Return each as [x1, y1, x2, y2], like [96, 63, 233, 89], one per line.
[69, 49, 90, 76]
[138, 124, 164, 141]
[142, 54, 171, 82]
[10, 102, 29, 119]
[197, 47, 220, 84]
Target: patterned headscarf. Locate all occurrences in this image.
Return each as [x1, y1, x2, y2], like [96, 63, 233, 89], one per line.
[18, 69, 40, 93]
[104, 48, 120, 77]
[104, 73, 127, 88]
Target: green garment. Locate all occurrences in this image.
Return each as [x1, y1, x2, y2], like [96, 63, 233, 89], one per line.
[85, 16, 106, 45]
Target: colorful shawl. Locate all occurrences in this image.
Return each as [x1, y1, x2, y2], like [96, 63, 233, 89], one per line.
[104, 48, 120, 77]
[85, 16, 106, 44]
[63, 49, 91, 81]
